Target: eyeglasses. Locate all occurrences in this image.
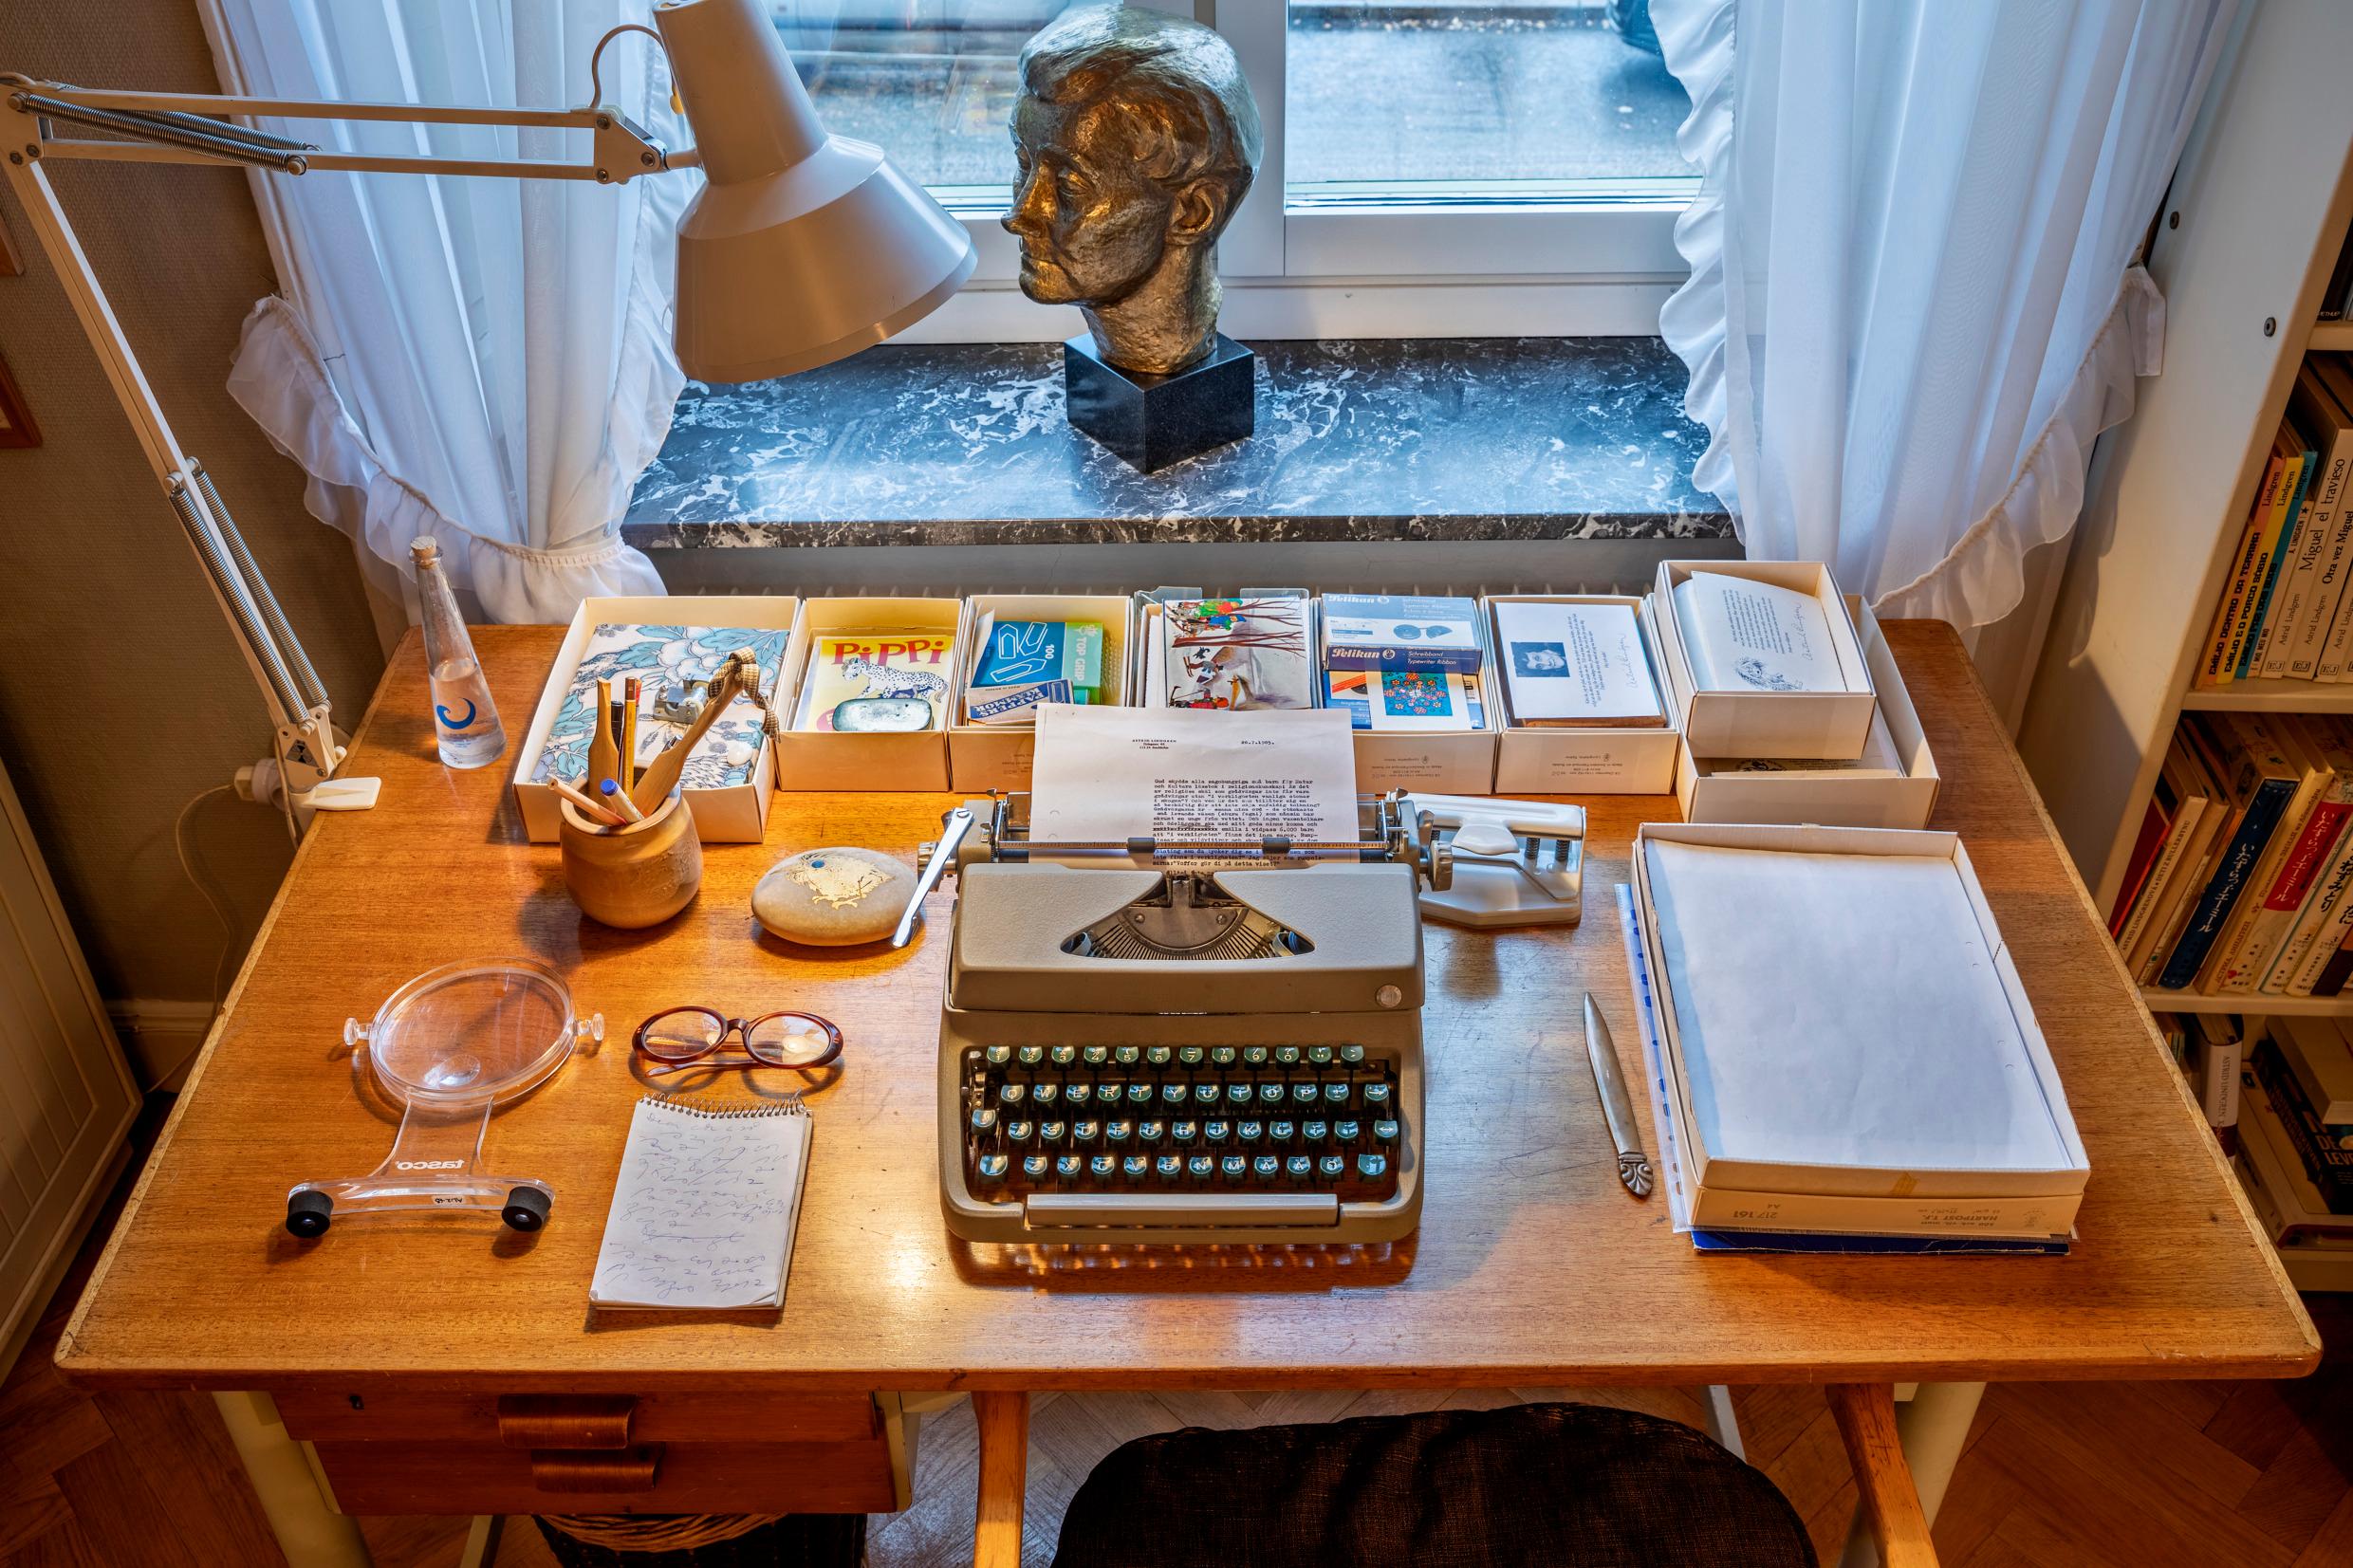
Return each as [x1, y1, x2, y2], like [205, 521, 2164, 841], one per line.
[1390, 624, 1461, 639]
[632, 1007, 843, 1074]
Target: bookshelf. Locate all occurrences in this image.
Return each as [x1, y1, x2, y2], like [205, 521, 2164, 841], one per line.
[2179, 677, 2353, 714]
[2019, 0, 2353, 1287]
[2140, 989, 2353, 1018]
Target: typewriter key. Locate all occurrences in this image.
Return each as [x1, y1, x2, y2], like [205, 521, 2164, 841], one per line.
[1319, 1154, 1346, 1179]
[1090, 1155, 1117, 1178]
[1050, 1045, 1078, 1066]
[1083, 1045, 1109, 1065]
[1358, 1153, 1388, 1180]
[978, 1153, 1008, 1182]
[1156, 1154, 1182, 1178]
[970, 1107, 999, 1134]
[1023, 1155, 1050, 1179]
[1286, 1155, 1312, 1179]
[1187, 1155, 1214, 1179]
[1123, 1155, 1151, 1178]
[1056, 1154, 1084, 1178]
[1253, 1155, 1281, 1179]
[1221, 1155, 1248, 1180]
[1375, 1119, 1400, 1142]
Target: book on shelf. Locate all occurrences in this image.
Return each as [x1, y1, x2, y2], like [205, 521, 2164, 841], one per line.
[2109, 795, 2171, 938]
[2277, 366, 2353, 679]
[2309, 356, 2353, 682]
[2272, 1017, 2353, 1143]
[2130, 737, 2230, 981]
[2191, 1014, 2242, 1130]
[2155, 714, 2313, 990]
[2213, 718, 2350, 993]
[2251, 1037, 2353, 1211]
[2243, 420, 2316, 679]
[2238, 1079, 2353, 1246]
[2197, 441, 2290, 687]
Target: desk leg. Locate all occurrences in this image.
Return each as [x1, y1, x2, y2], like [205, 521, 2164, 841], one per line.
[1834, 1381, 1986, 1568]
[972, 1391, 1029, 1568]
[212, 1392, 373, 1568]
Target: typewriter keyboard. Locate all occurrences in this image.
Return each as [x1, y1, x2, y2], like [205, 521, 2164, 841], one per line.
[957, 1042, 1403, 1205]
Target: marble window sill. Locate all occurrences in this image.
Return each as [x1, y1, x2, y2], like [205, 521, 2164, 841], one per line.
[622, 337, 1730, 551]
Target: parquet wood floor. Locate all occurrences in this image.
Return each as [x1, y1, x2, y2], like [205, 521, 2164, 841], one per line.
[7, 1131, 2348, 1567]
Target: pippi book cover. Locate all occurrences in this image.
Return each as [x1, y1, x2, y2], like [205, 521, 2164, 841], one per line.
[793, 634, 956, 730]
[1162, 597, 1314, 710]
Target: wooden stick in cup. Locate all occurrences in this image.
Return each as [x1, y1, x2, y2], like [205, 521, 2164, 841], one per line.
[588, 676, 621, 792]
[550, 776, 624, 828]
[630, 648, 760, 812]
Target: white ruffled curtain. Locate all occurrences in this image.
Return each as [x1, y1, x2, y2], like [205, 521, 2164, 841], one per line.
[198, 0, 690, 622]
[1652, 0, 2236, 629]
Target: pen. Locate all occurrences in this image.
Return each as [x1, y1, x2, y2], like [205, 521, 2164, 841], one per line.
[600, 777, 646, 824]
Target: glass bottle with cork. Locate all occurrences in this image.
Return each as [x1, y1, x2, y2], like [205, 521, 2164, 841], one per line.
[411, 536, 507, 768]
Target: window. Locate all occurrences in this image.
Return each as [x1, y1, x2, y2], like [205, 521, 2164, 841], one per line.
[772, 2, 1694, 338]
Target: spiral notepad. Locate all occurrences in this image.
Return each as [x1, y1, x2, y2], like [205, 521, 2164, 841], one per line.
[589, 1098, 812, 1311]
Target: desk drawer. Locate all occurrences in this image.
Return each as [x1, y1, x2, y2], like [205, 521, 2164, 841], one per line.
[275, 1391, 880, 1447]
[309, 1437, 899, 1516]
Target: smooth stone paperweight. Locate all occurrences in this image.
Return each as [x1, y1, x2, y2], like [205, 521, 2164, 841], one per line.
[1064, 331, 1255, 473]
[753, 847, 916, 947]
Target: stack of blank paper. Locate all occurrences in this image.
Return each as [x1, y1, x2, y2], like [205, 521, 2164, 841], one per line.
[1635, 826, 2088, 1243]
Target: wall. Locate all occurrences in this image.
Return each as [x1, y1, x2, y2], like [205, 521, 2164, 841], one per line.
[0, 4, 383, 1029]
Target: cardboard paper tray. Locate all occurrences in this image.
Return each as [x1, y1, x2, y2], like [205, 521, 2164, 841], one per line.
[1629, 821, 2090, 1202]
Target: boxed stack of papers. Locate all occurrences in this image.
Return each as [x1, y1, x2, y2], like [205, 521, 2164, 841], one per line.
[1624, 822, 2089, 1251]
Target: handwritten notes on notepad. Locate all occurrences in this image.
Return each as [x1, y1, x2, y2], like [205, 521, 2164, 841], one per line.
[589, 1098, 812, 1311]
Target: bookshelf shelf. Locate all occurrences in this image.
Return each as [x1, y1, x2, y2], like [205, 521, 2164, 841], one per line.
[2311, 321, 2353, 353]
[2179, 677, 2353, 712]
[2279, 1243, 2353, 1292]
[2140, 988, 2353, 1017]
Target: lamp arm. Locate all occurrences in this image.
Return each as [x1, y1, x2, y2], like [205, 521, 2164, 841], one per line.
[0, 108, 362, 828]
[3, 79, 687, 184]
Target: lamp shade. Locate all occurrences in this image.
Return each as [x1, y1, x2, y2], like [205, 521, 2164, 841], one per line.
[654, 0, 976, 383]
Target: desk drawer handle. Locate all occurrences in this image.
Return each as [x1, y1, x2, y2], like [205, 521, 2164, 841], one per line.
[497, 1395, 637, 1449]
[530, 1445, 662, 1492]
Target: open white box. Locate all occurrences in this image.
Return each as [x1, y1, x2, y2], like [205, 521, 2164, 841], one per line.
[1652, 560, 1878, 759]
[1674, 601, 1940, 828]
[1333, 595, 1500, 795]
[949, 595, 1137, 791]
[770, 597, 962, 792]
[1124, 589, 1496, 793]
[1488, 594, 1680, 795]
[512, 595, 798, 843]
[1630, 821, 2089, 1237]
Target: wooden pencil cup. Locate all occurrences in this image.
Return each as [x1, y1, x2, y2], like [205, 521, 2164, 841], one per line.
[557, 791, 702, 929]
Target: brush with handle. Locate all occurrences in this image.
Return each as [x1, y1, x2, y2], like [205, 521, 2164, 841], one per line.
[629, 648, 779, 812]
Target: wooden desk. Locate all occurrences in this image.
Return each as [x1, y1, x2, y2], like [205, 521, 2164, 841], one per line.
[61, 623, 2315, 1561]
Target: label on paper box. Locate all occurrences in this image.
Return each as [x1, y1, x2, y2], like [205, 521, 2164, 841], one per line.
[1323, 593, 1484, 673]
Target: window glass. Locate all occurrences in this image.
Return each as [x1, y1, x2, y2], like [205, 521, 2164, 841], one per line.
[772, 1, 1086, 199]
[1284, 1, 1693, 201]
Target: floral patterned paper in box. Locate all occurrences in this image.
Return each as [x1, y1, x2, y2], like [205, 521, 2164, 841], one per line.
[530, 624, 791, 790]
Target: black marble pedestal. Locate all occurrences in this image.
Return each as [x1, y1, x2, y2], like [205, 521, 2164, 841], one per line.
[1063, 331, 1256, 473]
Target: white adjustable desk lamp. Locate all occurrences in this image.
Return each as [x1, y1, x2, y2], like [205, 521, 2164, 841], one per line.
[0, 0, 974, 832]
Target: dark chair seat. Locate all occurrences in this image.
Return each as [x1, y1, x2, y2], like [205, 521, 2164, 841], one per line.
[1051, 1401, 1817, 1568]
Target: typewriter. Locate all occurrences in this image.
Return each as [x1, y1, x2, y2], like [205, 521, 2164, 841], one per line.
[917, 792, 1450, 1245]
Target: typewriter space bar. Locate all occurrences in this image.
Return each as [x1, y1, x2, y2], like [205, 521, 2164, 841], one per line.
[1023, 1193, 1342, 1229]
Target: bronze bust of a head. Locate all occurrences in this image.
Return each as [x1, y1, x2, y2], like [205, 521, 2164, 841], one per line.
[1005, 5, 1263, 378]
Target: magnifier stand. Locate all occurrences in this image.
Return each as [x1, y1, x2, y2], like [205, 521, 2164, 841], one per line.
[287, 1095, 553, 1235]
[285, 959, 601, 1238]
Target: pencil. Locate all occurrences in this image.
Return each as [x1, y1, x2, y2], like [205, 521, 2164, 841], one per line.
[550, 777, 623, 827]
[621, 677, 640, 792]
[600, 777, 646, 823]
